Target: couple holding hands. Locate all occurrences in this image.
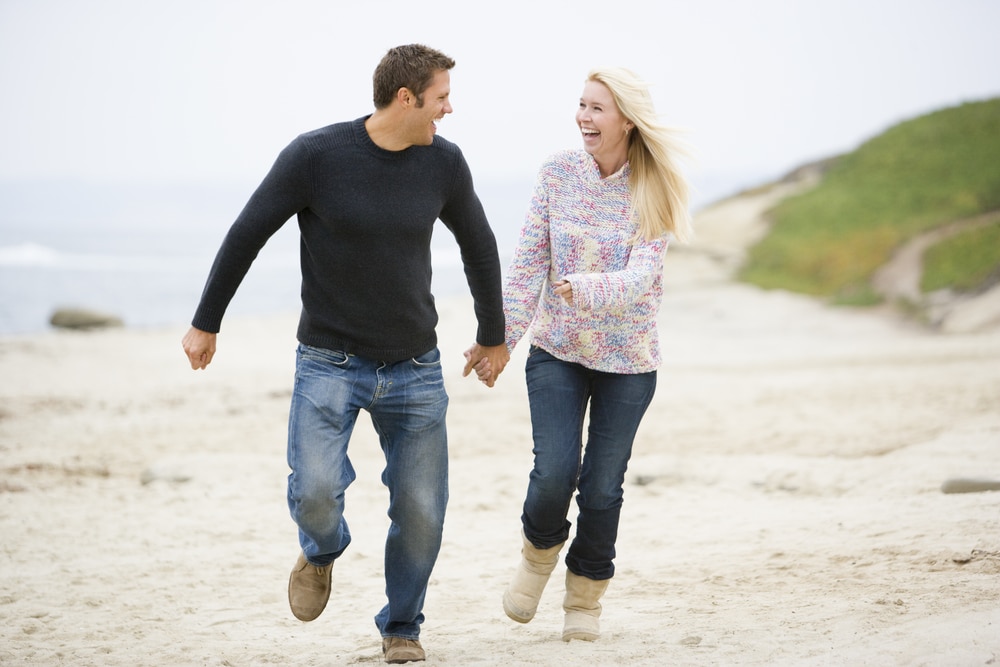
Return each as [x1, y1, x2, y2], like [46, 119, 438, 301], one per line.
[181, 43, 691, 664]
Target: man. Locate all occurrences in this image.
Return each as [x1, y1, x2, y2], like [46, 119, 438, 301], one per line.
[182, 44, 509, 664]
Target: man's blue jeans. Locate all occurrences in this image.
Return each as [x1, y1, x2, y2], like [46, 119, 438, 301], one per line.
[521, 346, 656, 580]
[286, 343, 449, 640]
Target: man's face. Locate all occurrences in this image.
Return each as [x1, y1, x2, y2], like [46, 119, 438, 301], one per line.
[404, 69, 452, 146]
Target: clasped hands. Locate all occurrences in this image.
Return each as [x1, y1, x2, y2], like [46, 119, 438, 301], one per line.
[462, 342, 510, 388]
[464, 281, 573, 387]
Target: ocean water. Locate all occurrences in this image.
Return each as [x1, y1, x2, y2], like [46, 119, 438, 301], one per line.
[0, 180, 534, 336]
[0, 173, 750, 336]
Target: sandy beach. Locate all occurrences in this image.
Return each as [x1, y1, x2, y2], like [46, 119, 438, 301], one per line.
[2, 183, 999, 666]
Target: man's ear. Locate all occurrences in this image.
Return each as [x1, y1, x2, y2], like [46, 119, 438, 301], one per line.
[396, 87, 413, 108]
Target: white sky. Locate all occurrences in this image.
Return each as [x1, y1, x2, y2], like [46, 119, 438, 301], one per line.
[1, 0, 999, 202]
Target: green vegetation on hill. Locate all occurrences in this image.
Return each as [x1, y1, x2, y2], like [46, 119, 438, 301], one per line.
[739, 97, 1000, 305]
[921, 218, 1000, 293]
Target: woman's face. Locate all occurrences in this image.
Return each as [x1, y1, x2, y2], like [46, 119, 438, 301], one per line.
[576, 80, 632, 168]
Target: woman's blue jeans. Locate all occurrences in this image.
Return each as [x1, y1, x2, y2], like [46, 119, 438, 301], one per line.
[286, 344, 449, 640]
[521, 346, 656, 581]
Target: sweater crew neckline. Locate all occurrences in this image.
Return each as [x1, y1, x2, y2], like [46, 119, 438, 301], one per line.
[576, 150, 630, 183]
[352, 115, 416, 160]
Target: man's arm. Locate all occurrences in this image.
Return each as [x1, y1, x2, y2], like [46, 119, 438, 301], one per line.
[439, 151, 506, 341]
[191, 136, 313, 334]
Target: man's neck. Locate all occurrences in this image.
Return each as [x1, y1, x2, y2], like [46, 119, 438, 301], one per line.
[364, 110, 411, 152]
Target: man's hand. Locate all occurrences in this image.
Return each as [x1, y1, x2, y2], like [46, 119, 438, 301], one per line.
[462, 342, 510, 388]
[182, 326, 217, 370]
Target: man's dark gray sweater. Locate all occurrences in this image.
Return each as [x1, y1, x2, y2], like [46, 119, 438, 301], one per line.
[191, 117, 505, 362]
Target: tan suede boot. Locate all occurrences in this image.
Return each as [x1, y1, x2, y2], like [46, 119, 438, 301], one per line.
[288, 552, 333, 621]
[382, 637, 425, 663]
[502, 530, 565, 623]
[562, 571, 610, 641]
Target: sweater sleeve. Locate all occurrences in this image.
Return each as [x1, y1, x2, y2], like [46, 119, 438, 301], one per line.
[438, 150, 505, 347]
[191, 137, 313, 333]
[501, 173, 551, 353]
[563, 235, 668, 312]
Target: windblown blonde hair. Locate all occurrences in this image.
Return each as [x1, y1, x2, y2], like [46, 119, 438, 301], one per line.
[588, 67, 693, 243]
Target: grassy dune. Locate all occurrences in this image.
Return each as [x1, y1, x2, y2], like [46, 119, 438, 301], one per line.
[740, 97, 1000, 305]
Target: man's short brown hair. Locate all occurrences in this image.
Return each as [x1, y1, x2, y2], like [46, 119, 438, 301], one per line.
[372, 44, 455, 109]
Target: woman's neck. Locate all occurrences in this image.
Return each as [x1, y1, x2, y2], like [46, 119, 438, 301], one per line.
[593, 150, 628, 178]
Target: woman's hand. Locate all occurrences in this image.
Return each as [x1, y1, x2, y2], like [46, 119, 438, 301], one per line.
[553, 279, 574, 307]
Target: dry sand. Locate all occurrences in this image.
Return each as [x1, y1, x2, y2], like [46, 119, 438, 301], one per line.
[2, 184, 999, 666]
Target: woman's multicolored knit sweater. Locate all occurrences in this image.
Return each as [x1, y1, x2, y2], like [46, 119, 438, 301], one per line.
[503, 149, 669, 374]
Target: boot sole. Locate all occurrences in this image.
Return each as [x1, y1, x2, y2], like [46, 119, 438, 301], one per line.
[502, 591, 535, 623]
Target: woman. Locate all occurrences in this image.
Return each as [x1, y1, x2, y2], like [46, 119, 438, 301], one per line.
[474, 66, 691, 641]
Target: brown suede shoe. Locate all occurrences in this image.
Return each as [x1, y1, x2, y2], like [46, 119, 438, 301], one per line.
[381, 637, 425, 663]
[287, 552, 332, 621]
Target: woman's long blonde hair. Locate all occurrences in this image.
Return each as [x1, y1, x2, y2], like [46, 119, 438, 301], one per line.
[588, 67, 693, 243]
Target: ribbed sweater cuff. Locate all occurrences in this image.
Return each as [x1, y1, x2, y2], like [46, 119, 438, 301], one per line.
[476, 321, 506, 348]
[190, 306, 226, 334]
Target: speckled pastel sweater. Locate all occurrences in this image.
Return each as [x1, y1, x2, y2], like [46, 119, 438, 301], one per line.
[503, 149, 669, 374]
